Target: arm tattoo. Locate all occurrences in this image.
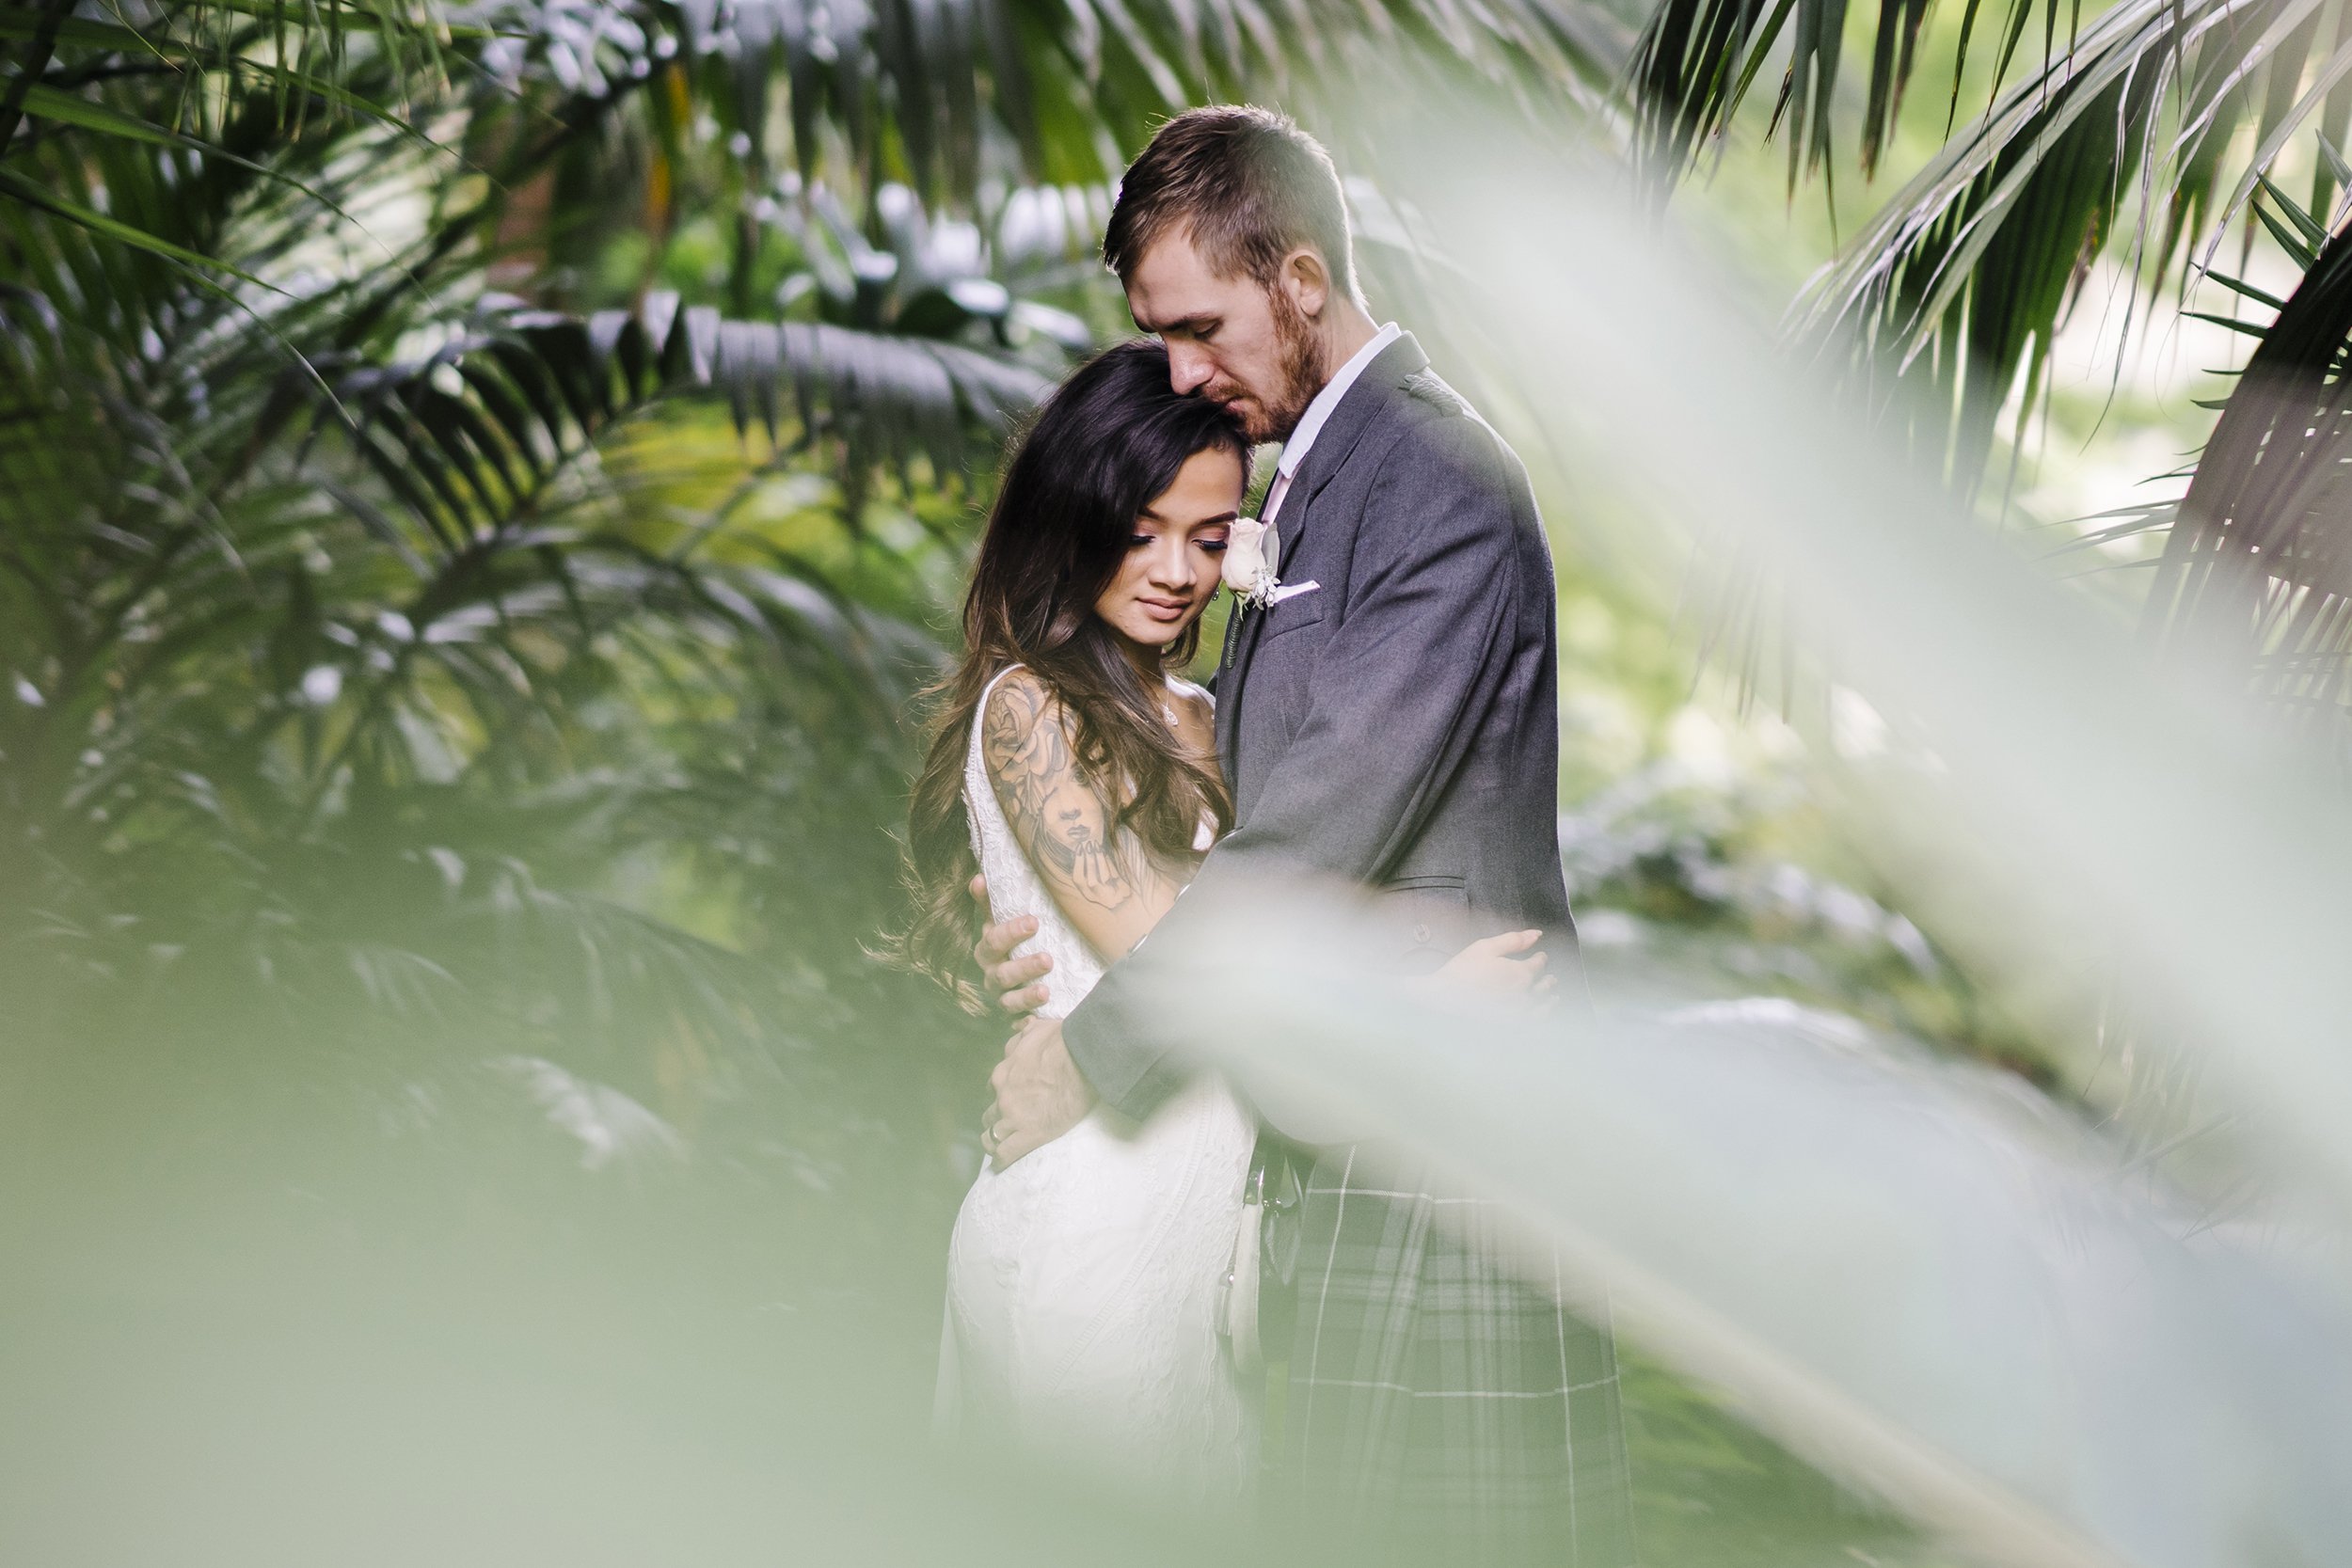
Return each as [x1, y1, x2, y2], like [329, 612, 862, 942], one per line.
[983, 678, 1148, 913]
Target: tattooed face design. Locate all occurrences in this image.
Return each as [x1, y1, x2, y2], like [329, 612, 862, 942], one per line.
[1092, 445, 1245, 661]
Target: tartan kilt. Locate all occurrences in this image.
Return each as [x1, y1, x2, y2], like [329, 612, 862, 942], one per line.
[1278, 1145, 1637, 1566]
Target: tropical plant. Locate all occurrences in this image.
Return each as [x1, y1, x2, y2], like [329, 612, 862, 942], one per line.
[1631, 0, 2352, 489]
[2030, 182, 2352, 746]
[0, 0, 1643, 1162]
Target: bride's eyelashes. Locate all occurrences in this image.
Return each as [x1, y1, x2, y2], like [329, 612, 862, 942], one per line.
[1124, 532, 1230, 555]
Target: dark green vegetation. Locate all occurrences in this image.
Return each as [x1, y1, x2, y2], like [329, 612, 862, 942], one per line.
[7, 0, 2352, 1558]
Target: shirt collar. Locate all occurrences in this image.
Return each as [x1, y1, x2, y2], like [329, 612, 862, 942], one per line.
[1275, 321, 1402, 482]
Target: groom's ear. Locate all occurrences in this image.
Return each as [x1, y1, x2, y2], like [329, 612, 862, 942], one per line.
[1279, 246, 1334, 322]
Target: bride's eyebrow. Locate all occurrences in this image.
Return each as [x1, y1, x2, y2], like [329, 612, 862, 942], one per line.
[1136, 507, 1239, 526]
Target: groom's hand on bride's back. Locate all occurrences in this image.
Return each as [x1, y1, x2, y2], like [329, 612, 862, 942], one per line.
[984, 1016, 1096, 1170]
[968, 873, 1052, 1014]
[1437, 928, 1562, 1012]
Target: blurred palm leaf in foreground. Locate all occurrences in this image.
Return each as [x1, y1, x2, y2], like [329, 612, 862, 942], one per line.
[1285, 119, 2352, 1565]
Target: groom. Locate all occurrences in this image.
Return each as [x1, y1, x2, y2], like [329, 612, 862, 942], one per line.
[975, 106, 1634, 1562]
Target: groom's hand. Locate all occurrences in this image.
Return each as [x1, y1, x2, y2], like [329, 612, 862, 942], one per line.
[970, 874, 1053, 1015]
[984, 1016, 1095, 1170]
[1436, 928, 1559, 1009]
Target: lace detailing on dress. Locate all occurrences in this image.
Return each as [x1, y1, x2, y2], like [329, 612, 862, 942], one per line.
[938, 664, 1256, 1507]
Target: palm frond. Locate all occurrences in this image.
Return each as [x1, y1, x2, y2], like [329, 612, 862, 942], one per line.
[1632, 0, 2352, 488]
[465, 0, 1631, 215]
[1631, 0, 1954, 186]
[1798, 7, 2170, 487]
[314, 293, 1046, 553]
[0, 0, 1642, 1109]
[2141, 193, 2352, 758]
[1777, 0, 2352, 482]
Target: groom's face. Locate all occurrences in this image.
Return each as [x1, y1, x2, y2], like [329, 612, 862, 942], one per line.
[1125, 229, 1326, 445]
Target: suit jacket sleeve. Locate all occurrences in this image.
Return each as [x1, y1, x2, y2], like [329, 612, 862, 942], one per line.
[1062, 410, 1526, 1119]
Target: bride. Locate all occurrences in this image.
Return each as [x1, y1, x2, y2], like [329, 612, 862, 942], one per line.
[890, 340, 1541, 1504]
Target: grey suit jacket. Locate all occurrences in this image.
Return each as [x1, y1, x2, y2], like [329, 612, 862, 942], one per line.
[1062, 331, 1580, 1119]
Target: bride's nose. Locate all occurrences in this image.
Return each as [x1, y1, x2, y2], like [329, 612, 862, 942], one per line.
[1144, 537, 1195, 591]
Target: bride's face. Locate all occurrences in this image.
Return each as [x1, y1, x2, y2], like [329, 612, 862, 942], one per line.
[1093, 446, 1244, 657]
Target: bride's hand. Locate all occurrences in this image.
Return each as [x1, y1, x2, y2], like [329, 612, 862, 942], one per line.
[1436, 928, 1556, 1004]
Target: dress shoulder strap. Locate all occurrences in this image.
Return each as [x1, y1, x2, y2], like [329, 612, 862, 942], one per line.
[978, 663, 1027, 706]
[966, 664, 1031, 774]
[970, 664, 1029, 736]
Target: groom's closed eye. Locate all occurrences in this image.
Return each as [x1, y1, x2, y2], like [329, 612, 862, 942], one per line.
[1152, 315, 1219, 341]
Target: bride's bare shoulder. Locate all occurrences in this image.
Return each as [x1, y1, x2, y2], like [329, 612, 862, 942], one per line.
[983, 667, 1068, 742]
[983, 663, 1053, 714]
[980, 667, 1067, 770]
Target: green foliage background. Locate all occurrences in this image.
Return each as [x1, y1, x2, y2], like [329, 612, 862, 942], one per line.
[11, 0, 2352, 1554]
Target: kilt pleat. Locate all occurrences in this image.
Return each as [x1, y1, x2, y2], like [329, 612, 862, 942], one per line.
[1281, 1147, 1637, 1566]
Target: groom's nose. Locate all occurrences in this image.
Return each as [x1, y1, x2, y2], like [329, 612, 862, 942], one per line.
[1167, 342, 1216, 396]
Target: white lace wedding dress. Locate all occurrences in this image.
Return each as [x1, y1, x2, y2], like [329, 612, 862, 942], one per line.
[934, 666, 1257, 1505]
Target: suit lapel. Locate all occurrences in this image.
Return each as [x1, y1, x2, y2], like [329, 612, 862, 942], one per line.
[1263, 334, 1429, 559]
[1222, 333, 1433, 760]
[1215, 602, 1243, 770]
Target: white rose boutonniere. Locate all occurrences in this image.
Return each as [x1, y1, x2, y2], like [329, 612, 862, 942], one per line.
[1220, 516, 1281, 610]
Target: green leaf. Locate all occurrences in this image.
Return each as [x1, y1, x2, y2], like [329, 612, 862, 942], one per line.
[2253, 197, 2321, 270]
[13, 84, 183, 145]
[2317, 130, 2352, 190]
[2257, 172, 2329, 249]
[184, 0, 509, 41]
[2181, 309, 2277, 340]
[0, 8, 157, 52]
[0, 166, 274, 289]
[2205, 272, 2290, 311]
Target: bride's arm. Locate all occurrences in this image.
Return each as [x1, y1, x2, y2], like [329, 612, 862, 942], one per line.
[982, 671, 1181, 961]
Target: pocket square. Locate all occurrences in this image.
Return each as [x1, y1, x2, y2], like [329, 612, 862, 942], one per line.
[1269, 580, 1321, 605]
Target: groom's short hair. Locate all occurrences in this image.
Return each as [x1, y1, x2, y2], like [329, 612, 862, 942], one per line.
[1103, 106, 1359, 301]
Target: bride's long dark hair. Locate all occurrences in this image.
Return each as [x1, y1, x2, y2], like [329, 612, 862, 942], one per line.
[885, 340, 1249, 1009]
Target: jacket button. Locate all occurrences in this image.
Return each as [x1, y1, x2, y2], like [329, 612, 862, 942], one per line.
[1412, 923, 1432, 945]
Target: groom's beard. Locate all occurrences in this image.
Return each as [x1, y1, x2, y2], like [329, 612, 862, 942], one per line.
[1245, 290, 1329, 445]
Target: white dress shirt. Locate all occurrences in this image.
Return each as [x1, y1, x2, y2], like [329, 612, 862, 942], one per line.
[1261, 321, 1402, 525]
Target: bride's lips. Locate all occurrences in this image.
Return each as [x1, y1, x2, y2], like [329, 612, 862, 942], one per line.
[1137, 596, 1191, 623]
